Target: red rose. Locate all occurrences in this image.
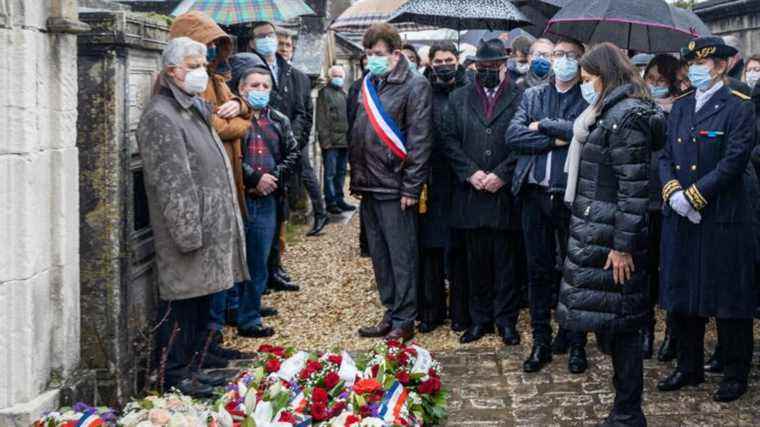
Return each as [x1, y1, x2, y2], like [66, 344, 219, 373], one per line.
[329, 401, 347, 417]
[327, 354, 342, 365]
[310, 402, 329, 421]
[395, 371, 410, 385]
[258, 344, 274, 353]
[299, 368, 311, 381]
[418, 377, 441, 394]
[323, 371, 340, 390]
[428, 368, 439, 378]
[271, 346, 286, 357]
[278, 411, 296, 423]
[353, 379, 382, 395]
[265, 358, 281, 373]
[387, 340, 401, 348]
[346, 414, 361, 426]
[406, 347, 417, 357]
[306, 360, 323, 373]
[397, 352, 409, 365]
[371, 365, 379, 377]
[359, 405, 373, 417]
[311, 387, 329, 404]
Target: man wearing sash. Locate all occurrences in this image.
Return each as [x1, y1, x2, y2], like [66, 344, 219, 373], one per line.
[350, 23, 433, 342]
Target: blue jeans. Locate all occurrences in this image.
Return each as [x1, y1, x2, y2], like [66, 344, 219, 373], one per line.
[208, 283, 241, 331]
[322, 148, 348, 206]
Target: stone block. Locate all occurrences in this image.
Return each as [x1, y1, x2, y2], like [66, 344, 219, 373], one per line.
[0, 389, 60, 427]
[50, 262, 80, 375]
[6, 0, 48, 31]
[50, 148, 79, 267]
[0, 28, 39, 155]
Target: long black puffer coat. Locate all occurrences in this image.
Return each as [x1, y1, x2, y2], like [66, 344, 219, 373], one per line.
[557, 84, 663, 334]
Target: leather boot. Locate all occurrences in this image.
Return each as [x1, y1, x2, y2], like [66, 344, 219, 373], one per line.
[657, 328, 677, 362]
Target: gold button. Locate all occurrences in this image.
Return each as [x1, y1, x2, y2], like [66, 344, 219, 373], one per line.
[691, 165, 697, 171]
[676, 165, 681, 170]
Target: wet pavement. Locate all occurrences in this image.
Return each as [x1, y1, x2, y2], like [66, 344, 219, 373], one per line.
[439, 342, 760, 426]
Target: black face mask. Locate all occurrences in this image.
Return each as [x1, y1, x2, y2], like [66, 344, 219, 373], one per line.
[433, 64, 457, 82]
[477, 68, 501, 89]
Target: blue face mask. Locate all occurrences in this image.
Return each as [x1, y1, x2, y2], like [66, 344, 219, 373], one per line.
[688, 64, 713, 91]
[553, 56, 579, 82]
[530, 57, 551, 78]
[649, 84, 670, 99]
[367, 55, 391, 77]
[581, 79, 599, 105]
[246, 89, 270, 109]
[331, 77, 344, 87]
[206, 45, 218, 62]
[255, 36, 278, 56]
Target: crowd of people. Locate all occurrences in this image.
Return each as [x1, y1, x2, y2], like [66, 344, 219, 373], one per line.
[137, 10, 760, 426]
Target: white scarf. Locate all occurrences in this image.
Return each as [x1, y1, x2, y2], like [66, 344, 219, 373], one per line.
[564, 105, 601, 204]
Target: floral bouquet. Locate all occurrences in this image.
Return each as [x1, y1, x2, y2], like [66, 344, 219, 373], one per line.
[118, 392, 220, 427]
[34, 403, 117, 427]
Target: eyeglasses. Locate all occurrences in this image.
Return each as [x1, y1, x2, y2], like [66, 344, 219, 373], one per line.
[551, 51, 579, 60]
[253, 31, 275, 39]
[530, 52, 551, 59]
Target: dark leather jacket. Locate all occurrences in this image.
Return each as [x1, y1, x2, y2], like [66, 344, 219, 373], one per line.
[349, 58, 433, 198]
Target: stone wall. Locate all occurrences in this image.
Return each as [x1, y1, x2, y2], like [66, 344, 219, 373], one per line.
[0, 0, 86, 424]
[695, 0, 760, 58]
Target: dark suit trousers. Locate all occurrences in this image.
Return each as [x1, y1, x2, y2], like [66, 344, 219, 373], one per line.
[597, 330, 646, 426]
[448, 233, 471, 327]
[674, 313, 752, 383]
[362, 195, 418, 329]
[418, 247, 447, 325]
[156, 295, 211, 388]
[465, 228, 519, 327]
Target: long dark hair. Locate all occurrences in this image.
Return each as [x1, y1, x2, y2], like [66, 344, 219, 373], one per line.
[644, 54, 682, 97]
[579, 42, 650, 110]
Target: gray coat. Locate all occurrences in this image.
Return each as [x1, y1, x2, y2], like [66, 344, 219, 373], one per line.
[137, 76, 248, 301]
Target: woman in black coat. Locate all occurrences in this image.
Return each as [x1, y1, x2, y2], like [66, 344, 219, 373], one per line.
[557, 43, 661, 427]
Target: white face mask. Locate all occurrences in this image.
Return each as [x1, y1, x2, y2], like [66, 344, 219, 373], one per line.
[183, 67, 209, 94]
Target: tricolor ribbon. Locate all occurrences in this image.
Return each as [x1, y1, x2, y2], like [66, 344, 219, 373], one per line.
[75, 410, 104, 427]
[361, 75, 408, 161]
[377, 381, 409, 424]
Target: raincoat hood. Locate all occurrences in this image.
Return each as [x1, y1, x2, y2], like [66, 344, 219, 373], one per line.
[169, 11, 231, 58]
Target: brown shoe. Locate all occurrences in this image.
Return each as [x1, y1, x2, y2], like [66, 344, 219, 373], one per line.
[358, 320, 392, 338]
[385, 326, 415, 342]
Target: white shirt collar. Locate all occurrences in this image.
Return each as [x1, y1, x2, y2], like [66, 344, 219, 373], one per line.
[695, 80, 724, 112]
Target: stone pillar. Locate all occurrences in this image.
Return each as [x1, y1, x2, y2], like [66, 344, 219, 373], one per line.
[0, 0, 88, 425]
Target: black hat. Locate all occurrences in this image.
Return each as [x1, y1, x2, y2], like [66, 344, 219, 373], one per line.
[473, 38, 509, 63]
[229, 52, 274, 92]
[681, 36, 738, 61]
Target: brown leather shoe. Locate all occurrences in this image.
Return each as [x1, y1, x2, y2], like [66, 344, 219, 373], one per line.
[358, 320, 392, 338]
[385, 326, 415, 342]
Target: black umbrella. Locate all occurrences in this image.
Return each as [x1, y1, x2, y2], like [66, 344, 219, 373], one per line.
[545, 0, 700, 53]
[461, 28, 535, 47]
[388, 0, 531, 32]
[670, 5, 711, 38]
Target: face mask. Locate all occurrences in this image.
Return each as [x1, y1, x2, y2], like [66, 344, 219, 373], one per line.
[433, 64, 457, 82]
[553, 56, 579, 82]
[331, 77, 344, 87]
[747, 70, 760, 88]
[255, 36, 278, 56]
[183, 67, 209, 94]
[515, 62, 530, 75]
[206, 45, 218, 63]
[688, 64, 713, 91]
[477, 68, 501, 89]
[530, 57, 551, 78]
[649, 84, 670, 99]
[246, 89, 270, 109]
[581, 79, 599, 105]
[367, 55, 391, 77]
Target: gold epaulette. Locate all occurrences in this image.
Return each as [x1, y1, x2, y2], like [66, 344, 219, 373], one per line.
[732, 90, 751, 101]
[662, 179, 682, 202]
[685, 184, 708, 211]
[673, 90, 695, 102]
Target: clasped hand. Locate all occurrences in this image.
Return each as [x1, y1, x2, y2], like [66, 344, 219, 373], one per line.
[469, 170, 504, 193]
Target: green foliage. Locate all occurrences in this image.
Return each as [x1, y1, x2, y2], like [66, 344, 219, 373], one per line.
[671, 0, 696, 10]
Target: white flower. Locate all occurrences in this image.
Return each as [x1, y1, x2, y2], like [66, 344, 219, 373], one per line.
[360, 417, 387, 427]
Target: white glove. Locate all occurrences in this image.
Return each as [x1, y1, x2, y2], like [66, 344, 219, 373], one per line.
[686, 208, 702, 224]
[669, 191, 691, 217]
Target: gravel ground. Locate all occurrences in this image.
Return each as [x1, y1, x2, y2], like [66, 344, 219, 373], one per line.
[225, 205, 718, 354]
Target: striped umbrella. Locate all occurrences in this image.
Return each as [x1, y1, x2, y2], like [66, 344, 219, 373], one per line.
[329, 0, 433, 33]
[171, 0, 315, 25]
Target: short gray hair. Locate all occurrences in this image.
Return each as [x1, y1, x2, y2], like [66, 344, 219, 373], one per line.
[329, 65, 344, 77]
[162, 37, 207, 68]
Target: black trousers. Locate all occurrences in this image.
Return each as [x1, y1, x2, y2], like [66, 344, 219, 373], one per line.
[156, 295, 211, 388]
[522, 187, 586, 346]
[301, 145, 326, 215]
[267, 220, 283, 273]
[645, 211, 662, 328]
[418, 247, 447, 325]
[362, 195, 419, 329]
[674, 313, 753, 383]
[465, 228, 520, 328]
[448, 235, 471, 327]
[597, 330, 646, 426]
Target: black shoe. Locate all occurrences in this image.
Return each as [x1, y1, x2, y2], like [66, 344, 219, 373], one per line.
[498, 324, 520, 346]
[336, 200, 357, 212]
[273, 266, 291, 283]
[207, 331, 251, 360]
[705, 351, 724, 373]
[523, 344, 552, 373]
[754, 307, 760, 320]
[358, 319, 392, 338]
[192, 371, 230, 387]
[238, 326, 275, 338]
[418, 321, 441, 334]
[657, 333, 677, 362]
[327, 205, 343, 215]
[451, 322, 469, 333]
[306, 213, 328, 236]
[460, 324, 494, 344]
[268, 275, 300, 292]
[199, 353, 229, 369]
[657, 370, 704, 392]
[568, 346, 588, 374]
[175, 378, 215, 398]
[261, 307, 279, 317]
[551, 328, 570, 355]
[225, 308, 238, 327]
[713, 380, 747, 402]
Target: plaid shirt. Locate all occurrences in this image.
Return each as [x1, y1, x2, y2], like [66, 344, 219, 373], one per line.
[245, 108, 279, 176]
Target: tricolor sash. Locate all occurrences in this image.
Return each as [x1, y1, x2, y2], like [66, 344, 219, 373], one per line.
[361, 75, 408, 161]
